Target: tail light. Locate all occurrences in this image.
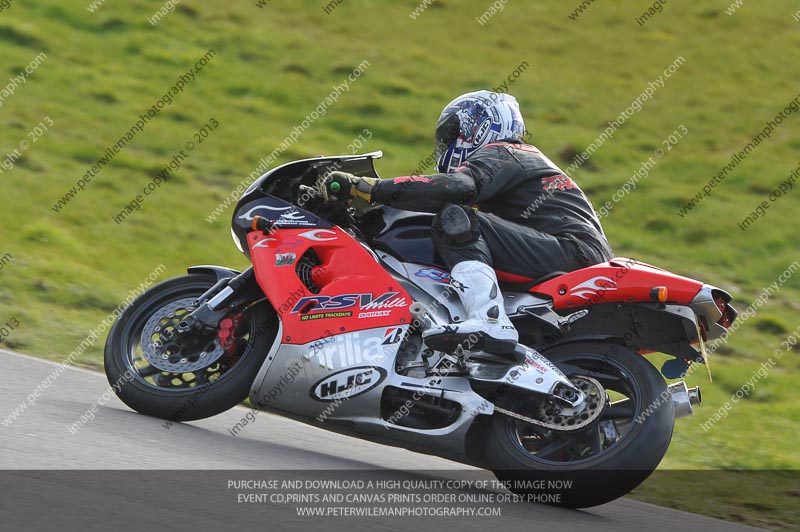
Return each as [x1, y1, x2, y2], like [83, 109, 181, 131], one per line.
[718, 308, 733, 329]
[713, 294, 726, 314]
[713, 293, 733, 329]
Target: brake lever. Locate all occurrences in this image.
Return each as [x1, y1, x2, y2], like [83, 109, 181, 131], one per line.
[297, 185, 322, 207]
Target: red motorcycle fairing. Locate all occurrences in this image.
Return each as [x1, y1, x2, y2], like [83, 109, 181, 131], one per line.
[248, 226, 412, 345]
[530, 258, 704, 311]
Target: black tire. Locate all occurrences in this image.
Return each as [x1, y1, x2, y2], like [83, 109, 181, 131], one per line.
[483, 342, 674, 508]
[104, 274, 277, 422]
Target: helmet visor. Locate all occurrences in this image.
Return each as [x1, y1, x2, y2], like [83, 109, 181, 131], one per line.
[434, 113, 461, 163]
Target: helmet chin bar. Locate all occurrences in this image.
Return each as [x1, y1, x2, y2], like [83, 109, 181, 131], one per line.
[436, 144, 454, 174]
[438, 144, 481, 174]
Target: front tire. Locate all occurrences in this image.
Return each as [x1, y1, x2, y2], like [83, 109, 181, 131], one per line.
[483, 342, 674, 508]
[104, 274, 277, 422]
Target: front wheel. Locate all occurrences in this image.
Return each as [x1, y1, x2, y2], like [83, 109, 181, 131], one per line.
[104, 273, 277, 422]
[483, 342, 674, 508]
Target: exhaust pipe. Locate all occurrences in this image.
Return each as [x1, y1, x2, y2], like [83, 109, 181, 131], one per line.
[669, 381, 702, 419]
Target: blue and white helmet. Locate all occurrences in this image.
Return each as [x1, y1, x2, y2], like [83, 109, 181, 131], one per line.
[434, 90, 526, 173]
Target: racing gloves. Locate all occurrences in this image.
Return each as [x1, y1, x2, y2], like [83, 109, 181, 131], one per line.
[320, 171, 378, 203]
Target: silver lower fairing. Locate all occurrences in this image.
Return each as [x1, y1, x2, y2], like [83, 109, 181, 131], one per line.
[249, 325, 497, 461]
[248, 331, 580, 463]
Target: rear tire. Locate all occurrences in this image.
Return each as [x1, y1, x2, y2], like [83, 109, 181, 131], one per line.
[104, 274, 277, 422]
[483, 342, 674, 508]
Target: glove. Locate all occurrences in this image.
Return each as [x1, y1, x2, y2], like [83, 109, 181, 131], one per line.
[319, 171, 378, 203]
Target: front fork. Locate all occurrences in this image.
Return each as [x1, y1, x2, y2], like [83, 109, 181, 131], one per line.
[177, 266, 259, 333]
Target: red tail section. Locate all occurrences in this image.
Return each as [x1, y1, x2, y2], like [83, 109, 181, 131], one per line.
[530, 258, 703, 311]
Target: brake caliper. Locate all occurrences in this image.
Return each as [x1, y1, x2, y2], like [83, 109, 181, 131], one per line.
[217, 313, 243, 355]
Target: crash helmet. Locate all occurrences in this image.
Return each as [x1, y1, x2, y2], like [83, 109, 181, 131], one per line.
[434, 90, 526, 173]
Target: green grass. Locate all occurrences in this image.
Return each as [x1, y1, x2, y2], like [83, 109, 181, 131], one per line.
[1, 1, 798, 528]
[629, 471, 800, 531]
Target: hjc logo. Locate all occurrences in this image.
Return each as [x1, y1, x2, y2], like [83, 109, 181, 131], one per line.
[318, 370, 372, 398]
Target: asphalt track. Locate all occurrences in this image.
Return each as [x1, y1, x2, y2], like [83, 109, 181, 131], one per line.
[0, 349, 763, 531]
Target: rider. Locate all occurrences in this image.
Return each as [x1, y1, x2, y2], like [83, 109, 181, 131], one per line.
[320, 90, 614, 355]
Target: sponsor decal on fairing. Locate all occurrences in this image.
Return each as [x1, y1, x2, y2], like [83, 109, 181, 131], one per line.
[237, 204, 292, 221]
[300, 311, 353, 321]
[382, 327, 404, 344]
[358, 310, 391, 318]
[238, 205, 317, 227]
[310, 366, 387, 402]
[274, 252, 296, 266]
[291, 291, 408, 317]
[414, 267, 451, 283]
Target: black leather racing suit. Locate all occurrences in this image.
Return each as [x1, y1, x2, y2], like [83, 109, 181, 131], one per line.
[371, 140, 614, 280]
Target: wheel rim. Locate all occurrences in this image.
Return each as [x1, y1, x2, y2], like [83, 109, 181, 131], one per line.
[506, 353, 643, 466]
[120, 285, 259, 392]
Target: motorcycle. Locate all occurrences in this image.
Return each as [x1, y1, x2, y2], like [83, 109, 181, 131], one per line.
[104, 150, 737, 507]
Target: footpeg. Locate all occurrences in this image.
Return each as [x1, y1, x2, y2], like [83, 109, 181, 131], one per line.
[409, 302, 427, 327]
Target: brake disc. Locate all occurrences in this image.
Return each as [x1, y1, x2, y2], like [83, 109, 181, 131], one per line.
[494, 376, 606, 432]
[140, 298, 225, 373]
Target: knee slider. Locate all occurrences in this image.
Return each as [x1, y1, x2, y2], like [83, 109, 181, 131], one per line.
[434, 204, 478, 244]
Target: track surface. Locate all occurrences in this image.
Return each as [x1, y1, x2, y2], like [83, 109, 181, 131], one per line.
[0, 349, 762, 531]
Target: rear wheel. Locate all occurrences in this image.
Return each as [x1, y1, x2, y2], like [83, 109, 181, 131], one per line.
[104, 274, 277, 422]
[483, 342, 674, 508]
